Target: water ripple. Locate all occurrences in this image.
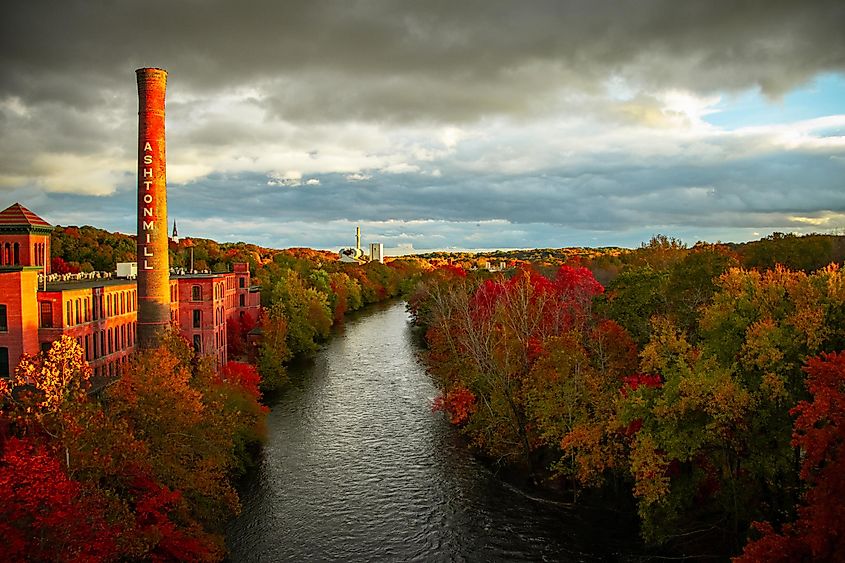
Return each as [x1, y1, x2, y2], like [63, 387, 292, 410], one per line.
[227, 301, 642, 562]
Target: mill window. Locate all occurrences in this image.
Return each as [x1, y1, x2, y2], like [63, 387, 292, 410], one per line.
[0, 347, 9, 378]
[40, 302, 53, 328]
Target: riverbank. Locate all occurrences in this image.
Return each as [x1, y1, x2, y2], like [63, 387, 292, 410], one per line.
[227, 301, 656, 561]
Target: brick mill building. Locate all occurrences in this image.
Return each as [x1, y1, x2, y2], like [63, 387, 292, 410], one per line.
[0, 202, 261, 379]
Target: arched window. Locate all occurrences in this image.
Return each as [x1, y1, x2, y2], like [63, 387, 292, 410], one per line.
[13, 243, 20, 265]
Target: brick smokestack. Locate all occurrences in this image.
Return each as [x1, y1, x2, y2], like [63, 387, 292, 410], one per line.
[136, 68, 171, 349]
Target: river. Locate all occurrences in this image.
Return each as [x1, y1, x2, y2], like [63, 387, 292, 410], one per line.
[226, 300, 646, 562]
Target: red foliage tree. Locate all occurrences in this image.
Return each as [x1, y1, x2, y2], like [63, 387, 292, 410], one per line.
[738, 351, 845, 561]
[432, 386, 477, 425]
[51, 256, 80, 274]
[622, 373, 663, 393]
[0, 437, 120, 562]
[330, 276, 348, 321]
[589, 319, 638, 379]
[226, 314, 256, 359]
[440, 263, 467, 278]
[221, 361, 262, 400]
[127, 475, 216, 562]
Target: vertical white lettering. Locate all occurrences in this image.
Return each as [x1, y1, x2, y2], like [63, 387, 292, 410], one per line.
[143, 208, 154, 217]
[143, 260, 153, 270]
[143, 155, 153, 164]
[143, 168, 153, 178]
[144, 142, 152, 151]
[143, 220, 154, 230]
[143, 194, 153, 204]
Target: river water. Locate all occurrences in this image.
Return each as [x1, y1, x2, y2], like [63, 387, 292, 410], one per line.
[226, 301, 645, 562]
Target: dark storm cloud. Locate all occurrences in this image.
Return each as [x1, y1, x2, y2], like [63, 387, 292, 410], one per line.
[2, 1, 844, 249]
[2, 0, 844, 122]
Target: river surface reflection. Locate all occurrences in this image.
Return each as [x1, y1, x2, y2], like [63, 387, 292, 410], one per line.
[226, 301, 645, 562]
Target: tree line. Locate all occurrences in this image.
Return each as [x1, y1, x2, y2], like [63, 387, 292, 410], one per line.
[0, 334, 266, 560]
[243, 250, 427, 393]
[2, 228, 425, 560]
[409, 238, 845, 561]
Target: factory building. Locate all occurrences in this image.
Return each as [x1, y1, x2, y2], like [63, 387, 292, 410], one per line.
[0, 202, 261, 378]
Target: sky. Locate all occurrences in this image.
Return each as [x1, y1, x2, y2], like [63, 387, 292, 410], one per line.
[1, 1, 844, 251]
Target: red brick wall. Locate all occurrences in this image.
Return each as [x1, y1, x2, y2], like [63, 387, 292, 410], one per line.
[177, 275, 230, 370]
[136, 68, 171, 347]
[38, 283, 138, 378]
[0, 269, 39, 376]
[231, 263, 260, 325]
[0, 233, 50, 272]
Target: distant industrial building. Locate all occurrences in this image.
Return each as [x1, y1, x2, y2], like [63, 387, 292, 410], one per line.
[339, 227, 385, 264]
[369, 243, 384, 264]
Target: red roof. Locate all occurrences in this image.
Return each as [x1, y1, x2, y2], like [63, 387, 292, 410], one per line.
[0, 203, 52, 227]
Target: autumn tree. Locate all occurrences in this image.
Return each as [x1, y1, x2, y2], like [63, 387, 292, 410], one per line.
[627, 234, 687, 270]
[619, 264, 845, 548]
[3, 335, 93, 458]
[619, 317, 753, 545]
[421, 265, 609, 478]
[0, 437, 121, 562]
[737, 352, 845, 562]
[267, 269, 331, 356]
[103, 334, 255, 554]
[257, 304, 291, 393]
[599, 266, 668, 346]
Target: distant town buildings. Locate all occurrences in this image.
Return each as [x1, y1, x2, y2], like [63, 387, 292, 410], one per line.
[0, 202, 260, 379]
[384, 243, 415, 257]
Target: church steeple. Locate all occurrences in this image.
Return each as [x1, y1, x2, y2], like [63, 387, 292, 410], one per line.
[171, 220, 179, 243]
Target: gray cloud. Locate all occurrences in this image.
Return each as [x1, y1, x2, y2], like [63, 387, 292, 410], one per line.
[2, 1, 844, 249]
[3, 1, 844, 119]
